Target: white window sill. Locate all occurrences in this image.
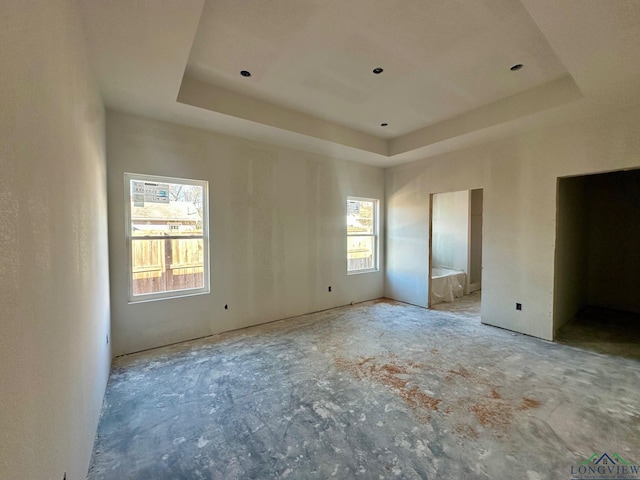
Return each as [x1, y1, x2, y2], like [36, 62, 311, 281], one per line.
[348, 268, 379, 276]
[128, 288, 210, 304]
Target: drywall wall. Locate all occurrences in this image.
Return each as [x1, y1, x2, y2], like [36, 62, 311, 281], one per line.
[385, 154, 486, 315]
[553, 176, 589, 333]
[431, 190, 469, 272]
[586, 170, 640, 313]
[386, 105, 640, 340]
[0, 1, 111, 479]
[469, 189, 483, 290]
[107, 111, 385, 356]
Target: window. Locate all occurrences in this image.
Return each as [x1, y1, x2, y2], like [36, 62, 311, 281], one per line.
[347, 197, 378, 273]
[125, 173, 209, 302]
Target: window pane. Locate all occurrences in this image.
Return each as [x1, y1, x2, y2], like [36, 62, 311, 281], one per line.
[131, 180, 204, 236]
[126, 173, 209, 301]
[347, 199, 375, 235]
[132, 238, 204, 296]
[347, 235, 375, 271]
[347, 197, 378, 273]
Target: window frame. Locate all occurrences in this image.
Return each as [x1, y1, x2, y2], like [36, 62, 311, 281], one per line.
[124, 172, 210, 303]
[346, 196, 379, 275]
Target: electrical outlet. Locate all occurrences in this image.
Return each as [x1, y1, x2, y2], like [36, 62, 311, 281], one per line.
[516, 303, 522, 311]
[328, 286, 332, 292]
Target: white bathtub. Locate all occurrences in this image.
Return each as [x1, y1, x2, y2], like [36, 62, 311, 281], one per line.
[430, 267, 466, 305]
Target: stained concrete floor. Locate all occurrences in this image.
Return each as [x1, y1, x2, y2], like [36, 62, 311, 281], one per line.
[89, 297, 640, 479]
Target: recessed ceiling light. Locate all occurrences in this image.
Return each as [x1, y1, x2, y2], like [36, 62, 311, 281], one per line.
[510, 64, 523, 71]
[373, 67, 384, 75]
[380, 123, 388, 127]
[240, 70, 252, 77]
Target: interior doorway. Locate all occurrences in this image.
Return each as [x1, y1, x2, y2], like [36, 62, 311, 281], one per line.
[554, 169, 640, 359]
[428, 188, 483, 316]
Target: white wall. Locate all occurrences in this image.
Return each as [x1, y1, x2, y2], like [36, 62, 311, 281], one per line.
[554, 176, 589, 333]
[431, 190, 469, 271]
[386, 105, 640, 340]
[0, 1, 111, 479]
[107, 111, 385, 356]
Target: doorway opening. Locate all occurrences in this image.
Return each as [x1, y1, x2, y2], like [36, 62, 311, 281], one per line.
[554, 169, 640, 359]
[429, 188, 483, 317]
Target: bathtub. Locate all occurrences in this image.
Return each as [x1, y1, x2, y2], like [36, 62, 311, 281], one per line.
[430, 267, 467, 305]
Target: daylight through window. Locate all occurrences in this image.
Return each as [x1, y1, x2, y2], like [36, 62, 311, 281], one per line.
[347, 197, 378, 273]
[125, 173, 209, 302]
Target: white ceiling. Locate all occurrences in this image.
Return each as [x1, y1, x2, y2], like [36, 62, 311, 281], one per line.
[79, 0, 640, 167]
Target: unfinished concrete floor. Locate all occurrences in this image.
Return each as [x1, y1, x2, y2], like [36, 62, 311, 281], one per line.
[89, 298, 640, 479]
[431, 291, 481, 317]
[555, 306, 640, 361]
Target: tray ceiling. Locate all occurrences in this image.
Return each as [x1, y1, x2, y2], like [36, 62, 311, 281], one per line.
[79, 0, 640, 167]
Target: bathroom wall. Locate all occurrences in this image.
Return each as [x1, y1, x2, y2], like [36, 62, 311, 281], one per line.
[431, 190, 470, 272]
[469, 189, 483, 291]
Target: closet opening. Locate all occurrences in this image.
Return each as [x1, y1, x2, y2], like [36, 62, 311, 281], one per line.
[554, 169, 640, 359]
